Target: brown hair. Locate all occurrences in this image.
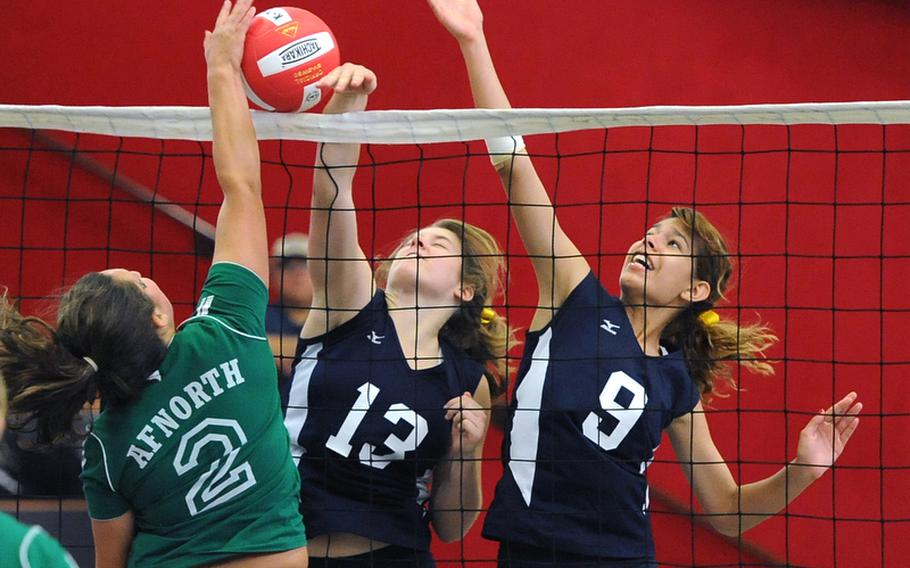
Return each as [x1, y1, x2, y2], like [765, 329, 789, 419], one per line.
[375, 219, 517, 396]
[659, 207, 778, 399]
[0, 274, 167, 443]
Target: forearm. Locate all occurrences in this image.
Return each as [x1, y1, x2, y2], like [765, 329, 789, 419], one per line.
[312, 87, 368, 205]
[458, 35, 511, 110]
[460, 37, 581, 279]
[712, 461, 821, 536]
[430, 452, 483, 542]
[208, 64, 260, 194]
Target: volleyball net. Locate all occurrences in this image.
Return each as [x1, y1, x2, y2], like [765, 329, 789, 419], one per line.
[0, 102, 908, 567]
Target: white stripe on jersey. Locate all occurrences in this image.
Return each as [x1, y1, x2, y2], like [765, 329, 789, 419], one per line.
[509, 327, 552, 506]
[89, 432, 116, 492]
[285, 342, 323, 465]
[19, 525, 42, 568]
[180, 315, 267, 341]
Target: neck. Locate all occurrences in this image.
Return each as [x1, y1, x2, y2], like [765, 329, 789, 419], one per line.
[386, 291, 456, 369]
[159, 325, 177, 348]
[622, 300, 684, 356]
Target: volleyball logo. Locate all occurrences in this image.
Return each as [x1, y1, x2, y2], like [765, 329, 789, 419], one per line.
[241, 7, 340, 112]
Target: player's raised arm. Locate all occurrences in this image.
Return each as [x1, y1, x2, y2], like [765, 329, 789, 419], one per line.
[206, 0, 269, 285]
[668, 393, 862, 536]
[302, 63, 378, 337]
[429, 0, 589, 329]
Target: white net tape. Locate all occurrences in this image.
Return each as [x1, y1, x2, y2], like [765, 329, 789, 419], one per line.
[1, 101, 910, 143]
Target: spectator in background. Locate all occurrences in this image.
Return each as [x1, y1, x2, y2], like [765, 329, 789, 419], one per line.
[268, 233, 313, 397]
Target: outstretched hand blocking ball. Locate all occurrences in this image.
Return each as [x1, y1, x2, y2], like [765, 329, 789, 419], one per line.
[241, 7, 340, 112]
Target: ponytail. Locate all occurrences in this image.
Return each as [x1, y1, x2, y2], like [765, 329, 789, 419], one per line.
[0, 274, 166, 443]
[662, 207, 778, 400]
[662, 306, 776, 400]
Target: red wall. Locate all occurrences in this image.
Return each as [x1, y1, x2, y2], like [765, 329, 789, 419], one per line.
[2, 1, 909, 565]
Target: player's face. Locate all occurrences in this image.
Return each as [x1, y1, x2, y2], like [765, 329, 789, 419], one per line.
[619, 219, 707, 308]
[386, 226, 469, 302]
[276, 259, 313, 308]
[102, 269, 175, 331]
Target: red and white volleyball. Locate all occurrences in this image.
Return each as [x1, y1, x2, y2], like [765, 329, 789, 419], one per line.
[241, 7, 340, 112]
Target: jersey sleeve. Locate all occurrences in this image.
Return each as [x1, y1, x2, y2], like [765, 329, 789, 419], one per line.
[297, 290, 387, 349]
[181, 261, 269, 339]
[667, 359, 702, 422]
[81, 434, 131, 520]
[22, 526, 79, 568]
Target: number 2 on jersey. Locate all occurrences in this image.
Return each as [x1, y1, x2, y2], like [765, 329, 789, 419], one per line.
[173, 418, 257, 516]
[326, 382, 429, 469]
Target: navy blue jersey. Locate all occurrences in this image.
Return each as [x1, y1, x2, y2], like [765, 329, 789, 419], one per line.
[284, 290, 484, 551]
[483, 272, 700, 560]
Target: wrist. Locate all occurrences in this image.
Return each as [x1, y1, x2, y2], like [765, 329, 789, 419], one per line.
[788, 458, 827, 483]
[457, 29, 486, 46]
[323, 93, 368, 115]
[206, 63, 239, 80]
[486, 135, 526, 169]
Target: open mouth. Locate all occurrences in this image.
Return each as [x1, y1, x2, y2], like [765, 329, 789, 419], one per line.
[630, 253, 652, 270]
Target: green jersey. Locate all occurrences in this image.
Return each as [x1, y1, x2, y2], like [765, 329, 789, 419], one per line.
[0, 512, 78, 568]
[81, 262, 307, 568]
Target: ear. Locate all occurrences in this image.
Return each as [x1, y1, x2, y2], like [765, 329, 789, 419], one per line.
[151, 307, 170, 330]
[683, 280, 711, 304]
[457, 285, 475, 303]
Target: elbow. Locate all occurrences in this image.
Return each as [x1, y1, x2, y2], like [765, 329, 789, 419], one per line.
[217, 175, 260, 196]
[711, 519, 741, 538]
[706, 513, 744, 538]
[433, 519, 474, 544]
[435, 529, 464, 544]
[431, 511, 480, 544]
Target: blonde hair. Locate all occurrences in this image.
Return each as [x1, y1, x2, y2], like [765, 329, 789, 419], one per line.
[375, 219, 517, 395]
[660, 207, 778, 399]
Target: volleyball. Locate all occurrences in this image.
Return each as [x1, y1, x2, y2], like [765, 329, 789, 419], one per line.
[241, 7, 340, 112]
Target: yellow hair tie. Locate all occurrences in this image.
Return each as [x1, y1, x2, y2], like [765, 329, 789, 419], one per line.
[699, 310, 720, 326]
[480, 307, 497, 325]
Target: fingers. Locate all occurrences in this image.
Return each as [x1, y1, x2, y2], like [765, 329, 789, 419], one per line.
[214, 0, 231, 28]
[213, 0, 255, 34]
[804, 413, 825, 433]
[831, 392, 858, 415]
[229, 0, 254, 23]
[239, 5, 257, 32]
[444, 392, 478, 419]
[317, 63, 378, 95]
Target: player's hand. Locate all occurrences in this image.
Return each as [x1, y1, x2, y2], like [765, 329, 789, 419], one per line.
[795, 392, 862, 478]
[318, 63, 378, 114]
[444, 391, 488, 457]
[428, 0, 484, 45]
[204, 0, 256, 72]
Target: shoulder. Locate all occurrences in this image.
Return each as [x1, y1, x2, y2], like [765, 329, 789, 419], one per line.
[556, 271, 619, 317]
[301, 289, 388, 345]
[207, 261, 268, 292]
[440, 340, 486, 394]
[654, 350, 701, 422]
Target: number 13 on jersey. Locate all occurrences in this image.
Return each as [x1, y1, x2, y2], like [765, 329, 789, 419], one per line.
[326, 382, 429, 470]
